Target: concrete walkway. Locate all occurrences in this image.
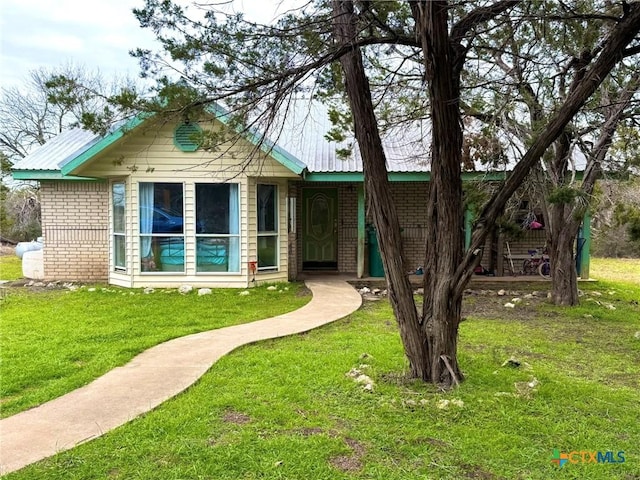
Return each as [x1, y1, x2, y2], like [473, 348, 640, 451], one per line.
[0, 278, 362, 475]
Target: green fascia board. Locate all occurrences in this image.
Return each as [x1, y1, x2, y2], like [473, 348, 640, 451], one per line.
[303, 172, 430, 182]
[60, 114, 151, 176]
[303, 172, 364, 182]
[12, 170, 100, 181]
[205, 103, 306, 175]
[303, 171, 512, 182]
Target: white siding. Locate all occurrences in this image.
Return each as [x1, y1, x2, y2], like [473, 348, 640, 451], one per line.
[74, 119, 301, 180]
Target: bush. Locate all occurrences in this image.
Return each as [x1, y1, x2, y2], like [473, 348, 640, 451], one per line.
[0, 185, 42, 243]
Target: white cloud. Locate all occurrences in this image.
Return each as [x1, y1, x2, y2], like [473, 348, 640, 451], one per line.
[10, 33, 86, 53]
[0, 0, 156, 88]
[0, 0, 303, 89]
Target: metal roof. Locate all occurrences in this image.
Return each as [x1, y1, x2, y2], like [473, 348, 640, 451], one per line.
[11, 128, 101, 171]
[14, 99, 582, 179]
[267, 99, 432, 173]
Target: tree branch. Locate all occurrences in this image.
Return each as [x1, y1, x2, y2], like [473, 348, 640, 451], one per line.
[453, 1, 640, 297]
[450, 0, 520, 44]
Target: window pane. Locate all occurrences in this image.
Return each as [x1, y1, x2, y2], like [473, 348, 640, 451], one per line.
[197, 238, 229, 272]
[140, 183, 184, 234]
[141, 236, 184, 272]
[258, 184, 276, 232]
[258, 235, 278, 269]
[114, 235, 126, 269]
[113, 182, 125, 233]
[195, 183, 240, 274]
[196, 184, 239, 234]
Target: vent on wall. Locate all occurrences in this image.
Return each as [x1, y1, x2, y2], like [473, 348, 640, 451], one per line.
[174, 122, 202, 152]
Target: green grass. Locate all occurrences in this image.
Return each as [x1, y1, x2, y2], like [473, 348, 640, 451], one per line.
[0, 255, 22, 281]
[5, 274, 639, 478]
[0, 283, 310, 417]
[591, 256, 640, 284]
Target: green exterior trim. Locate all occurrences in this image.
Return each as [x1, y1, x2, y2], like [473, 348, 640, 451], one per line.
[12, 170, 100, 181]
[580, 210, 592, 279]
[464, 205, 474, 251]
[258, 141, 306, 175]
[37, 102, 306, 179]
[304, 172, 431, 182]
[61, 115, 149, 176]
[304, 172, 365, 182]
[357, 184, 366, 278]
[303, 171, 511, 183]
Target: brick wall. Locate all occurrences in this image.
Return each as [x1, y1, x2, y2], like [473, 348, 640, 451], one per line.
[386, 182, 429, 272]
[498, 228, 548, 275]
[338, 184, 358, 272]
[40, 181, 109, 281]
[504, 229, 547, 256]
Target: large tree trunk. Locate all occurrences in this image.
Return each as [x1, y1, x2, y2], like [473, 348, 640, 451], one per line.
[413, 1, 466, 385]
[332, 0, 430, 379]
[332, 0, 640, 386]
[334, 0, 468, 385]
[547, 203, 581, 305]
[545, 133, 581, 306]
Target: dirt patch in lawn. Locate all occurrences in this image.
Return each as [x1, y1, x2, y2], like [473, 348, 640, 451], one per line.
[296, 286, 312, 297]
[460, 463, 503, 479]
[222, 410, 251, 425]
[329, 437, 366, 473]
[461, 289, 551, 321]
[355, 284, 555, 321]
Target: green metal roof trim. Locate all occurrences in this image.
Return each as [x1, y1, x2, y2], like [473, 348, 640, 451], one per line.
[60, 114, 150, 176]
[303, 171, 512, 182]
[12, 170, 100, 181]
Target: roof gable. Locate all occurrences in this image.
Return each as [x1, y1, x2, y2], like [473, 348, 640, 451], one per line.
[13, 104, 307, 180]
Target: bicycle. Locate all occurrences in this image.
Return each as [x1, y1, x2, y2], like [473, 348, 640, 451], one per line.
[522, 248, 551, 278]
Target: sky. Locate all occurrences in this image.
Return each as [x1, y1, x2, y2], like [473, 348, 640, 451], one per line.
[0, 0, 296, 90]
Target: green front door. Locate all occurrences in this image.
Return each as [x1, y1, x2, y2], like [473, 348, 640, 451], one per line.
[302, 188, 338, 270]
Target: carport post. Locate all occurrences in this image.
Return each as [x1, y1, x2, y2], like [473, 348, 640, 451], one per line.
[580, 210, 592, 279]
[464, 205, 474, 251]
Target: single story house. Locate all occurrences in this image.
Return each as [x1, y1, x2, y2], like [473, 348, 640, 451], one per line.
[12, 103, 593, 287]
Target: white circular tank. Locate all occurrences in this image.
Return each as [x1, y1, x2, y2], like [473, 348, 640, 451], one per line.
[22, 249, 44, 280]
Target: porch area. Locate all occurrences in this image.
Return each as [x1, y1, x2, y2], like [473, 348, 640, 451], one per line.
[288, 180, 593, 282]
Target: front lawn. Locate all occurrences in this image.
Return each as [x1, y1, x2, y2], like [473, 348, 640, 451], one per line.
[590, 256, 640, 283]
[5, 265, 639, 479]
[0, 254, 22, 281]
[0, 283, 310, 417]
